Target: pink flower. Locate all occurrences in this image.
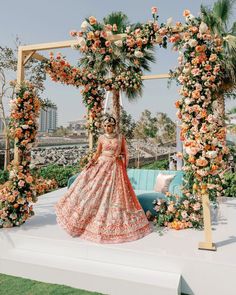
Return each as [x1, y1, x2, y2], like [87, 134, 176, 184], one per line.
[151, 7, 158, 14]
[209, 54, 217, 62]
[100, 31, 107, 39]
[89, 16, 97, 25]
[18, 180, 25, 187]
[181, 210, 188, 219]
[105, 41, 111, 47]
[70, 30, 77, 37]
[193, 202, 201, 211]
[104, 55, 111, 62]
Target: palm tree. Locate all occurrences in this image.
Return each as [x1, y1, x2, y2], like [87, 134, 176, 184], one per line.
[201, 0, 236, 124]
[80, 12, 155, 132]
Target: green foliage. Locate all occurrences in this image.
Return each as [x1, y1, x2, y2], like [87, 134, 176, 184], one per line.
[133, 110, 176, 143]
[38, 164, 80, 187]
[0, 273, 103, 295]
[0, 169, 9, 184]
[141, 159, 169, 170]
[103, 11, 129, 33]
[201, 0, 236, 92]
[120, 107, 136, 141]
[222, 172, 236, 197]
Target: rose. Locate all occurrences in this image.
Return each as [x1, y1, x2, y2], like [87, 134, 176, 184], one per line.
[205, 151, 217, 159]
[134, 50, 144, 58]
[183, 9, 190, 17]
[209, 54, 217, 62]
[81, 21, 89, 31]
[151, 7, 158, 14]
[188, 39, 198, 47]
[114, 40, 123, 47]
[181, 211, 188, 219]
[167, 204, 175, 212]
[104, 55, 111, 62]
[89, 16, 97, 25]
[18, 180, 25, 187]
[199, 22, 208, 34]
[70, 30, 77, 37]
[22, 124, 29, 129]
[193, 202, 201, 211]
[196, 157, 208, 167]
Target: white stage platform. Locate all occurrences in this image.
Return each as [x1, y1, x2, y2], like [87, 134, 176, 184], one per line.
[0, 188, 236, 295]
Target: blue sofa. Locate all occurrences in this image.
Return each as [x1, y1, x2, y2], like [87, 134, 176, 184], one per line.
[67, 169, 184, 215]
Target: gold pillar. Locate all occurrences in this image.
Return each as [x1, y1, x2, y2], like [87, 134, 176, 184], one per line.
[198, 193, 216, 251]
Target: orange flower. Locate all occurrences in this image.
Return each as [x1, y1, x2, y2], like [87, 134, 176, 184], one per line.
[26, 175, 33, 184]
[204, 64, 212, 71]
[196, 157, 208, 167]
[183, 9, 190, 17]
[89, 16, 97, 25]
[188, 155, 196, 164]
[192, 90, 201, 99]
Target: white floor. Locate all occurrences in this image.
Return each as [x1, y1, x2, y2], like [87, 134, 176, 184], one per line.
[0, 188, 236, 295]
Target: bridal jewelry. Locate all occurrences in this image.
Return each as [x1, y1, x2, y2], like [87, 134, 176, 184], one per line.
[104, 132, 117, 139]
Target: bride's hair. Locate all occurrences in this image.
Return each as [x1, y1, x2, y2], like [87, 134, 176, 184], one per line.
[103, 116, 116, 126]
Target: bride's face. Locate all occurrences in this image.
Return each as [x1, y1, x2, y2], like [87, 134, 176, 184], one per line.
[104, 123, 114, 134]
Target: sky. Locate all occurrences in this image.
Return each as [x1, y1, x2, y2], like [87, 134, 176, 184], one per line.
[1, 0, 235, 126]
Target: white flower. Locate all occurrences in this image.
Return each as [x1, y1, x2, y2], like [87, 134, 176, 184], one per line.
[199, 22, 208, 34]
[188, 39, 198, 47]
[186, 14, 195, 21]
[22, 124, 29, 129]
[114, 40, 123, 47]
[166, 17, 173, 27]
[134, 50, 144, 58]
[185, 98, 192, 105]
[206, 151, 217, 159]
[81, 20, 89, 31]
[77, 37, 86, 47]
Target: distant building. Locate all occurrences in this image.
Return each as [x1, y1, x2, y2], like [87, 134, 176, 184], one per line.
[68, 119, 87, 137]
[38, 105, 58, 133]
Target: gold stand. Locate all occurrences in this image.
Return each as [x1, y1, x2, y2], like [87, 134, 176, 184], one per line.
[198, 193, 217, 251]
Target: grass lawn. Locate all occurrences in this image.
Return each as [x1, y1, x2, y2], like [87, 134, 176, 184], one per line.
[0, 273, 104, 295]
[0, 273, 190, 295]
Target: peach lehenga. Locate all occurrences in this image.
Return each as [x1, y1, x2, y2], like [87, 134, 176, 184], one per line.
[54, 134, 152, 243]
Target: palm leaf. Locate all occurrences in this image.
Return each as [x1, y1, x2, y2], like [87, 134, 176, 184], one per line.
[103, 12, 129, 33]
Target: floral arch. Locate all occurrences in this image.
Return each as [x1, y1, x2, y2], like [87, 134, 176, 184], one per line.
[0, 8, 229, 250]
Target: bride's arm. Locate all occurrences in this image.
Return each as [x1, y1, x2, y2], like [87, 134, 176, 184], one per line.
[91, 136, 102, 163]
[121, 135, 129, 169]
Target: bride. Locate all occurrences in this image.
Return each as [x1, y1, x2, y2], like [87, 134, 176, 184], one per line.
[54, 116, 152, 243]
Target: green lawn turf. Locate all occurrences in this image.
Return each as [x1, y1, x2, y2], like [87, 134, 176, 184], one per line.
[0, 273, 189, 295]
[0, 273, 104, 295]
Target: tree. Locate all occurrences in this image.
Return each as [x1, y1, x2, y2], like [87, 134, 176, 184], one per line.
[120, 106, 135, 141]
[0, 39, 48, 170]
[201, 0, 236, 124]
[80, 12, 156, 131]
[226, 107, 236, 134]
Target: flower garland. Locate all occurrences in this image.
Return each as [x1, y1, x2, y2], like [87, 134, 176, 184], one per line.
[43, 52, 143, 136]
[0, 82, 41, 227]
[171, 10, 229, 204]
[145, 9, 228, 229]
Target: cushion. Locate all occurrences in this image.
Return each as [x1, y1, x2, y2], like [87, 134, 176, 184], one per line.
[136, 192, 167, 215]
[154, 174, 175, 193]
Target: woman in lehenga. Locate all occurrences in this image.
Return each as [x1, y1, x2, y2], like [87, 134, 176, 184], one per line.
[54, 116, 152, 243]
